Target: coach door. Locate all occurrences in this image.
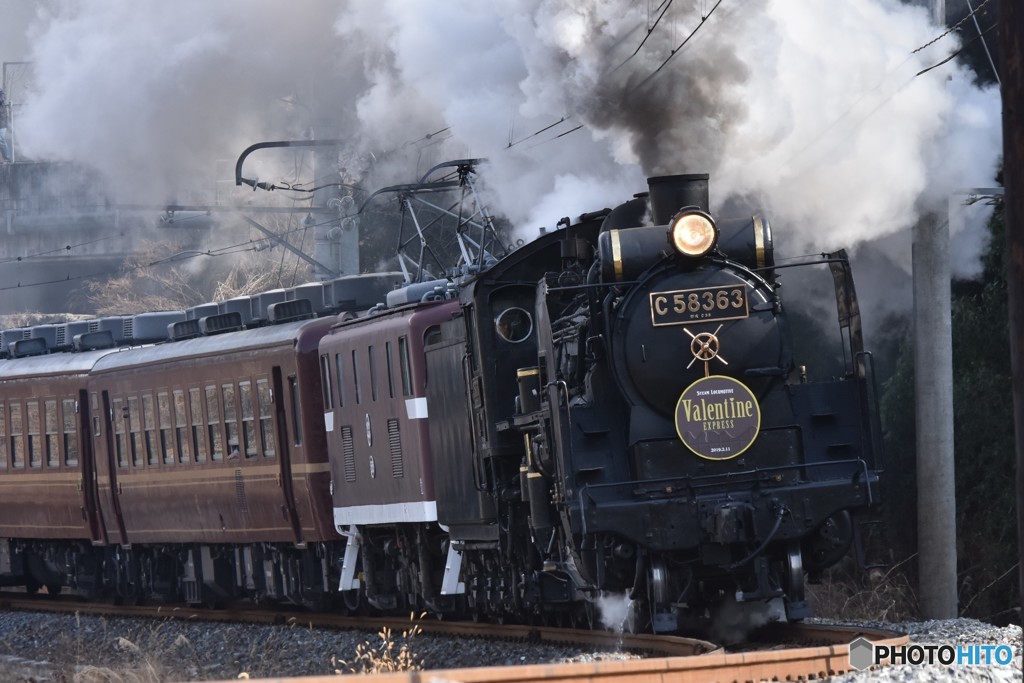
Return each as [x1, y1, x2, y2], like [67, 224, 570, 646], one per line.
[79, 390, 107, 545]
[273, 367, 304, 547]
[96, 390, 129, 546]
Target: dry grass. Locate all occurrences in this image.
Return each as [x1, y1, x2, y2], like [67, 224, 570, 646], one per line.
[332, 612, 426, 675]
[51, 618, 195, 682]
[807, 556, 920, 623]
[22, 613, 306, 682]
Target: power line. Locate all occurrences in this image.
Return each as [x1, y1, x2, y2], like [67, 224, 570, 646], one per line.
[911, 0, 992, 54]
[965, 0, 1000, 85]
[0, 235, 121, 266]
[916, 22, 998, 78]
[511, 2, 726, 153]
[628, 0, 724, 93]
[505, 116, 573, 148]
[612, 0, 674, 73]
[520, 124, 585, 152]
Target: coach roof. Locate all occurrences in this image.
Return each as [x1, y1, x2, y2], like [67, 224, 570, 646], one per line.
[90, 316, 335, 375]
[0, 346, 121, 380]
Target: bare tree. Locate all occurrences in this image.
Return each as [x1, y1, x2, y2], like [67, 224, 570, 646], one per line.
[84, 235, 314, 317]
[84, 240, 210, 316]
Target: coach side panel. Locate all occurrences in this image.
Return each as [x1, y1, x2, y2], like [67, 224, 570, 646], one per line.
[90, 331, 336, 546]
[0, 375, 92, 541]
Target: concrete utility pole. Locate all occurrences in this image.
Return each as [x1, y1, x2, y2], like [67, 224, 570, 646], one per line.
[1000, 0, 1024, 641]
[913, 0, 958, 621]
[913, 212, 958, 619]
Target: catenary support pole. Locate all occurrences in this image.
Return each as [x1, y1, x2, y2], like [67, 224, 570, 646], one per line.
[912, 211, 958, 619]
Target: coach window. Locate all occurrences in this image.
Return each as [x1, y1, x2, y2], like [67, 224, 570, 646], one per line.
[288, 375, 302, 446]
[256, 379, 275, 457]
[10, 402, 23, 469]
[157, 392, 173, 465]
[222, 383, 239, 459]
[27, 401, 40, 469]
[334, 354, 345, 408]
[127, 396, 143, 467]
[239, 381, 257, 458]
[189, 388, 207, 463]
[142, 393, 157, 466]
[0, 402, 7, 469]
[368, 346, 378, 401]
[352, 349, 362, 405]
[206, 385, 224, 461]
[320, 354, 334, 411]
[385, 341, 395, 399]
[173, 390, 190, 465]
[62, 398, 78, 467]
[90, 392, 101, 438]
[44, 400, 59, 468]
[398, 336, 412, 397]
[112, 398, 127, 468]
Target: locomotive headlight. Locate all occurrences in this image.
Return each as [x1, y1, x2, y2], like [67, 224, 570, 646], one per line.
[669, 209, 718, 257]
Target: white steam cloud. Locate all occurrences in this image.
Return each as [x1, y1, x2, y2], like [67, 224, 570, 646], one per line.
[15, 0, 1001, 253]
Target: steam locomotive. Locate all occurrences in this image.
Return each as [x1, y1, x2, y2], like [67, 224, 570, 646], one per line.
[0, 173, 880, 633]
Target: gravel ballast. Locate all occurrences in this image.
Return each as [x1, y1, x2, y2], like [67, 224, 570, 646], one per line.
[0, 611, 1019, 681]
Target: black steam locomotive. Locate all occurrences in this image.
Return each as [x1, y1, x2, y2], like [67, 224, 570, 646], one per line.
[399, 172, 882, 630]
[0, 171, 880, 634]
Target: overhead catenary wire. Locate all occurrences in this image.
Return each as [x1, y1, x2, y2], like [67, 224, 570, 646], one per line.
[910, 0, 992, 54]
[509, 2, 733, 153]
[915, 22, 998, 78]
[0, 234, 122, 266]
[506, 116, 571, 149]
[611, 0, 674, 73]
[964, 0, 1000, 85]
[780, 1, 996, 176]
[627, 0, 724, 93]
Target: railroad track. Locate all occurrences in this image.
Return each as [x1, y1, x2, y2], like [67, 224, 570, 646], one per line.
[0, 593, 906, 682]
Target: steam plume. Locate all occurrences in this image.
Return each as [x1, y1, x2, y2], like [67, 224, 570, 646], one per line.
[14, 0, 1000, 253]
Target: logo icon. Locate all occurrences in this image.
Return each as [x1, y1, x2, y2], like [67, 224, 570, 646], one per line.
[848, 637, 874, 671]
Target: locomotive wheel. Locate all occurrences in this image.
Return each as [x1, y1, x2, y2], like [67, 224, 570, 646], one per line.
[782, 541, 811, 620]
[785, 543, 805, 605]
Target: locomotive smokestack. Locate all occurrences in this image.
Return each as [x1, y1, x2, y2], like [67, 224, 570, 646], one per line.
[647, 174, 710, 225]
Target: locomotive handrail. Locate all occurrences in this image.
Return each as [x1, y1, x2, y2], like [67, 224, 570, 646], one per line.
[856, 350, 886, 472]
[579, 457, 878, 502]
[748, 254, 852, 273]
